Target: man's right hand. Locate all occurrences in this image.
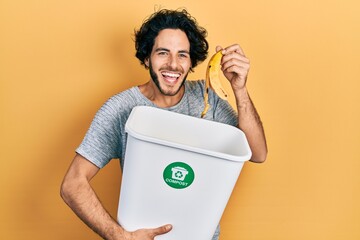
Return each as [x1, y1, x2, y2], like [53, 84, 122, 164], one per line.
[122, 224, 173, 240]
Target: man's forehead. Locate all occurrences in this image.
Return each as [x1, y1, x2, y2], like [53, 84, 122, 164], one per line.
[153, 29, 190, 51]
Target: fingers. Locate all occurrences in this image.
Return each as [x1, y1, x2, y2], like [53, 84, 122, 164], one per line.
[130, 224, 172, 240]
[223, 44, 248, 61]
[150, 224, 172, 237]
[215, 44, 244, 54]
[222, 56, 250, 72]
[215, 44, 248, 63]
[223, 43, 245, 56]
[214, 44, 250, 87]
[221, 51, 250, 75]
[214, 43, 249, 69]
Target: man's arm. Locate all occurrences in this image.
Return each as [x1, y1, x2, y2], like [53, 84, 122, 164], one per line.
[60, 154, 172, 240]
[60, 154, 125, 239]
[218, 44, 268, 163]
[234, 88, 268, 163]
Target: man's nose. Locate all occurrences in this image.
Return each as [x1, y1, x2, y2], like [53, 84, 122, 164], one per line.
[168, 55, 179, 70]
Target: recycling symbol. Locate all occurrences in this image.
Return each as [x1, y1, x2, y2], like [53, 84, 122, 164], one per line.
[163, 162, 195, 189]
[175, 171, 183, 178]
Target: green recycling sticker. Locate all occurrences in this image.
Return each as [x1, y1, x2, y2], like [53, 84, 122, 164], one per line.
[163, 162, 195, 189]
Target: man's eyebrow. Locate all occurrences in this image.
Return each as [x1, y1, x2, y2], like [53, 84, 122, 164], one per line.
[155, 48, 170, 52]
[154, 48, 190, 54]
[179, 50, 190, 54]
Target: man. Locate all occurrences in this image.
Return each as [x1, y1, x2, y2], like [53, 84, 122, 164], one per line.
[61, 8, 267, 240]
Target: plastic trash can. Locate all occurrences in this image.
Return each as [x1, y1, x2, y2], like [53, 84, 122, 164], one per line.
[117, 106, 252, 240]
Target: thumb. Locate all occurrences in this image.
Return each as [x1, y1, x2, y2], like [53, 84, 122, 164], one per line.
[215, 45, 223, 52]
[151, 224, 172, 237]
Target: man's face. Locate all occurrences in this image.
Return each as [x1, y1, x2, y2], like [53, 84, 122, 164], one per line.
[146, 29, 192, 96]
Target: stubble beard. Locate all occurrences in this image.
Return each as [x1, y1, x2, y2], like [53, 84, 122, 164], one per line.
[149, 60, 189, 96]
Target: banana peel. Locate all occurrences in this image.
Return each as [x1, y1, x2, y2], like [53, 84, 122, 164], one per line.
[201, 51, 229, 118]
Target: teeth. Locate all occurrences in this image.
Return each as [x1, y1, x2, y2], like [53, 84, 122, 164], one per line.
[162, 72, 180, 78]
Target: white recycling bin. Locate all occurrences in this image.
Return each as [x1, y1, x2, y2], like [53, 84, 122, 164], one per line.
[117, 106, 252, 240]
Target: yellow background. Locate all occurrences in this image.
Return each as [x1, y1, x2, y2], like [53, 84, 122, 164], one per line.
[1, 0, 359, 239]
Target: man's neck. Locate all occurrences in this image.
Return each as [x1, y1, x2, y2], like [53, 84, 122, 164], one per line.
[138, 80, 185, 108]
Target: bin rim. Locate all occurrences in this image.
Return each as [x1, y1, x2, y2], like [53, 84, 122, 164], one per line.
[125, 107, 252, 163]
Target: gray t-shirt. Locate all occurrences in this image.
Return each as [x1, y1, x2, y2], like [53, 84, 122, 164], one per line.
[76, 80, 238, 169]
[76, 80, 237, 239]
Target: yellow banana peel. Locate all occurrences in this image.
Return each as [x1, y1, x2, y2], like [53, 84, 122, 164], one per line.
[201, 51, 229, 118]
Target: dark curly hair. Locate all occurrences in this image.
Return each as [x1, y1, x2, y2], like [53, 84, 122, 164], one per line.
[134, 9, 209, 71]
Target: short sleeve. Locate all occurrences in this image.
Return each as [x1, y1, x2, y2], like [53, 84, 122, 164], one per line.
[76, 99, 122, 168]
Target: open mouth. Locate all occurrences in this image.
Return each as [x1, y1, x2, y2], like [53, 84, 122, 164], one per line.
[161, 71, 181, 83]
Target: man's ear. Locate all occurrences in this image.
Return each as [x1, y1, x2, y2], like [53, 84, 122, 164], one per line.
[144, 58, 149, 68]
